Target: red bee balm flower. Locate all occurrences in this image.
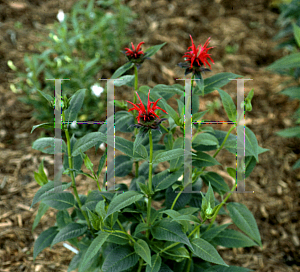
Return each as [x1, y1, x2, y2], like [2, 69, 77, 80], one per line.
[126, 90, 168, 135]
[179, 35, 214, 75]
[124, 41, 145, 61]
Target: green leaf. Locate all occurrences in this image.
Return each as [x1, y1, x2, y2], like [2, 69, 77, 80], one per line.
[152, 84, 185, 96]
[190, 238, 228, 267]
[201, 172, 229, 196]
[34, 172, 46, 186]
[239, 126, 259, 162]
[102, 245, 139, 272]
[106, 231, 129, 245]
[72, 132, 107, 156]
[95, 200, 106, 218]
[153, 169, 183, 192]
[56, 210, 72, 229]
[170, 137, 184, 171]
[31, 181, 72, 208]
[211, 229, 257, 248]
[153, 149, 184, 164]
[171, 214, 201, 224]
[293, 158, 300, 170]
[280, 86, 300, 100]
[193, 133, 219, 147]
[134, 144, 148, 160]
[115, 155, 133, 177]
[37, 90, 53, 105]
[113, 136, 134, 157]
[200, 224, 231, 242]
[97, 152, 107, 178]
[42, 192, 75, 210]
[266, 52, 300, 70]
[32, 202, 49, 232]
[193, 151, 221, 168]
[64, 89, 86, 122]
[104, 191, 143, 220]
[201, 73, 243, 95]
[193, 110, 208, 122]
[114, 75, 135, 87]
[133, 131, 146, 154]
[86, 207, 100, 230]
[216, 88, 237, 122]
[133, 222, 151, 236]
[144, 42, 167, 58]
[82, 190, 104, 211]
[293, 23, 300, 48]
[134, 239, 152, 266]
[226, 202, 262, 247]
[31, 122, 54, 133]
[78, 232, 110, 272]
[111, 62, 134, 79]
[32, 137, 67, 154]
[204, 265, 253, 271]
[51, 223, 87, 246]
[146, 254, 161, 272]
[151, 218, 192, 248]
[33, 226, 58, 260]
[276, 126, 300, 138]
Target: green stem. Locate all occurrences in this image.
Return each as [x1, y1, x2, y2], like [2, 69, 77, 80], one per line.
[62, 111, 92, 232]
[137, 258, 144, 272]
[213, 125, 236, 158]
[146, 129, 153, 239]
[186, 252, 192, 272]
[206, 183, 236, 231]
[133, 64, 139, 177]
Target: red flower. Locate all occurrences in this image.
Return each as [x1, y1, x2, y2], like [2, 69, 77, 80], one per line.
[127, 90, 168, 124]
[124, 41, 145, 60]
[182, 35, 214, 70]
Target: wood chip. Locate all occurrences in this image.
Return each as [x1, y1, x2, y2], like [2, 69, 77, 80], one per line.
[0, 220, 13, 227]
[17, 214, 23, 227]
[17, 203, 31, 211]
[0, 210, 13, 220]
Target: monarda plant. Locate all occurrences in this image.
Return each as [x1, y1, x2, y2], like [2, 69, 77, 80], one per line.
[31, 36, 266, 271]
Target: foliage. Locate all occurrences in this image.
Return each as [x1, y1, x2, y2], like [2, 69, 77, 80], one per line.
[30, 38, 266, 271]
[9, 0, 136, 122]
[267, 0, 300, 169]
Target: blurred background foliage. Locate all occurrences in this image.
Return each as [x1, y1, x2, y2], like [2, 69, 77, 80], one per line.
[10, 0, 137, 124]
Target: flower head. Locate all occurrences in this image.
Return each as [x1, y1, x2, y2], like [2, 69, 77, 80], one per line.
[178, 35, 214, 75]
[123, 41, 150, 68]
[126, 90, 168, 135]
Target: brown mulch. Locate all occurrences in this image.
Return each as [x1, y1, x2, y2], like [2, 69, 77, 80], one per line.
[0, 0, 300, 271]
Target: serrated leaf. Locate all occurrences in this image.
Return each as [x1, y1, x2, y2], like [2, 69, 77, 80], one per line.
[190, 238, 228, 266]
[146, 254, 161, 272]
[193, 133, 219, 147]
[104, 191, 143, 220]
[211, 229, 257, 248]
[72, 132, 107, 156]
[134, 239, 152, 266]
[102, 245, 139, 272]
[226, 202, 262, 247]
[200, 224, 231, 242]
[33, 227, 58, 260]
[42, 192, 75, 210]
[193, 151, 221, 168]
[51, 223, 87, 246]
[78, 232, 110, 272]
[154, 149, 184, 164]
[31, 181, 72, 208]
[201, 172, 229, 196]
[151, 218, 192, 248]
[266, 52, 300, 70]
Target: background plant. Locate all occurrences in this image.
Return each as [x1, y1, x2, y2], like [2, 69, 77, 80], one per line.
[9, 0, 136, 123]
[30, 38, 266, 271]
[267, 0, 300, 169]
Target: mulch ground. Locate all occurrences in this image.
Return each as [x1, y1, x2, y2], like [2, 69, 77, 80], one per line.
[0, 0, 300, 271]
